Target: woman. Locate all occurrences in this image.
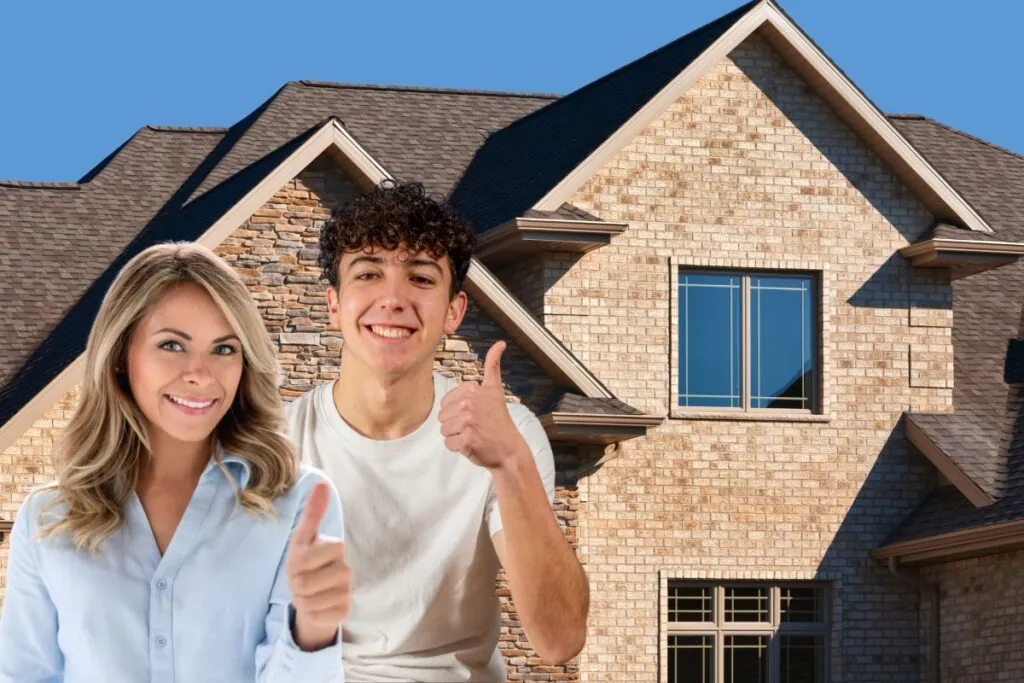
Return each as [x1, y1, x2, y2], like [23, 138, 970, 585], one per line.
[0, 242, 350, 682]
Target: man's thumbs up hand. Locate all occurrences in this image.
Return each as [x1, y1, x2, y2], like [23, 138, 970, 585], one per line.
[286, 481, 351, 652]
[438, 340, 523, 471]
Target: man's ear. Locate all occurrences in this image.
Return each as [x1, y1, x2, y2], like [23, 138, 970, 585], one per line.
[326, 285, 342, 331]
[444, 291, 469, 335]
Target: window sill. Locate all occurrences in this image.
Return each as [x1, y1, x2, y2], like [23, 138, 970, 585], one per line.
[669, 410, 832, 423]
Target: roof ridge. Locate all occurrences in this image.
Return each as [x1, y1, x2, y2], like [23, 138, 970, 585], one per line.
[906, 114, 1024, 164]
[0, 181, 80, 189]
[483, 0, 758, 139]
[144, 125, 229, 134]
[296, 80, 561, 100]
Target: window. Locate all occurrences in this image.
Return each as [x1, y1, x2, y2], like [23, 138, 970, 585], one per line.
[665, 582, 829, 683]
[677, 272, 818, 411]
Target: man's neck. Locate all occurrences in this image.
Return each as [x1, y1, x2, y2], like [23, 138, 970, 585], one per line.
[333, 357, 436, 441]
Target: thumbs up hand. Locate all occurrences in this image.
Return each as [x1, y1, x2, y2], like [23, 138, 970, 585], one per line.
[286, 481, 351, 652]
[439, 341, 520, 471]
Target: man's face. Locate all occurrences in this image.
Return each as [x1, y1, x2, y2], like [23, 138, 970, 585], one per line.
[327, 245, 467, 378]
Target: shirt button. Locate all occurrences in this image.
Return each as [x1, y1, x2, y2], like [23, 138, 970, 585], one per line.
[155, 579, 167, 591]
[155, 636, 167, 648]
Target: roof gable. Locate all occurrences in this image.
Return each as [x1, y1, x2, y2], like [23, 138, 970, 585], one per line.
[449, 1, 757, 233]
[451, 0, 996, 237]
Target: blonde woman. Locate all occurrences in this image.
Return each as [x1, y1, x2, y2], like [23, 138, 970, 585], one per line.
[0, 242, 350, 683]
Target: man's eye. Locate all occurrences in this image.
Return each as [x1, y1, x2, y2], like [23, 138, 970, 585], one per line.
[355, 272, 379, 281]
[411, 276, 435, 285]
[158, 340, 184, 352]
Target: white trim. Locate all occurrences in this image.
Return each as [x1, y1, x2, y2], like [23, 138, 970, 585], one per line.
[1, 119, 613, 452]
[465, 259, 612, 398]
[328, 120, 392, 184]
[533, 2, 994, 235]
[0, 356, 84, 459]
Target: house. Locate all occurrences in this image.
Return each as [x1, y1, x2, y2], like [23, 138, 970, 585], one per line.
[2, 0, 1023, 680]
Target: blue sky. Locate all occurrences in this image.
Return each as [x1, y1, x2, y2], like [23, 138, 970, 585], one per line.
[1, 0, 1020, 182]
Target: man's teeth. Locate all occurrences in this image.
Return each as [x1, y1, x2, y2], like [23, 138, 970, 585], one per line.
[168, 395, 214, 409]
[370, 325, 412, 339]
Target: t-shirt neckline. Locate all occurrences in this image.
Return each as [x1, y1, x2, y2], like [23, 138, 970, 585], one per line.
[315, 372, 447, 455]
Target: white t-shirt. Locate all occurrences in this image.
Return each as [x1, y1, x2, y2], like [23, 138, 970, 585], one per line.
[284, 372, 556, 683]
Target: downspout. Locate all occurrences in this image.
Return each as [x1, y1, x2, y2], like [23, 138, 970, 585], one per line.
[888, 557, 940, 683]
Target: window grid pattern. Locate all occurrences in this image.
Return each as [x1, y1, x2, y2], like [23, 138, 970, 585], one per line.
[665, 583, 829, 683]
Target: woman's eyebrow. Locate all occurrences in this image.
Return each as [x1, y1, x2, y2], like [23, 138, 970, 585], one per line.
[153, 328, 239, 344]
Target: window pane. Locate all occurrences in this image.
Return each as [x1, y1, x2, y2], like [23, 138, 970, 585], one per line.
[668, 635, 713, 683]
[669, 584, 713, 623]
[679, 273, 741, 408]
[724, 635, 768, 683]
[724, 586, 768, 622]
[781, 635, 825, 683]
[781, 586, 825, 623]
[750, 275, 814, 410]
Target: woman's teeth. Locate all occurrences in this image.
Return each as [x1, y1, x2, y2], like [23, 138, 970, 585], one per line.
[167, 395, 215, 409]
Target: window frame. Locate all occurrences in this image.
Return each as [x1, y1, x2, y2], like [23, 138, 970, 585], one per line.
[673, 267, 823, 416]
[663, 581, 832, 683]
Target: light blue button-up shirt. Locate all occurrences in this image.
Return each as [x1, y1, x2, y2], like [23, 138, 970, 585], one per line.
[0, 452, 345, 683]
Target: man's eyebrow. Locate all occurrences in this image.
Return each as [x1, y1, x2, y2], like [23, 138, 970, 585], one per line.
[348, 255, 384, 267]
[347, 255, 443, 275]
[408, 258, 443, 274]
[153, 328, 239, 344]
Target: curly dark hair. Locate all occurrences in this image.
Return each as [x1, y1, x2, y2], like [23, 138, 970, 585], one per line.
[318, 180, 476, 297]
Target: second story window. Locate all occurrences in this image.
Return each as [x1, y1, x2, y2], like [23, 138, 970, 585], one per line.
[678, 271, 817, 412]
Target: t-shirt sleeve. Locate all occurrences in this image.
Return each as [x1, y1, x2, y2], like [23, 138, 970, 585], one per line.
[486, 405, 556, 538]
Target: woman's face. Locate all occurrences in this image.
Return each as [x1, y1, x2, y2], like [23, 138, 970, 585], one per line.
[125, 282, 244, 449]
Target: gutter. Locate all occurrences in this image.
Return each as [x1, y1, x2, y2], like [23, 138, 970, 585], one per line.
[888, 557, 939, 683]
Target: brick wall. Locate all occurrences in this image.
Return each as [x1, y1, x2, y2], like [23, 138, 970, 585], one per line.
[919, 549, 1024, 682]
[504, 34, 947, 682]
[0, 387, 77, 600]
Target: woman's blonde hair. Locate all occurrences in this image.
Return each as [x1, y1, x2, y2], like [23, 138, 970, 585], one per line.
[38, 241, 297, 553]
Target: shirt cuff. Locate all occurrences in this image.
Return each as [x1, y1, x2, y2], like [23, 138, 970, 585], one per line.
[274, 604, 342, 682]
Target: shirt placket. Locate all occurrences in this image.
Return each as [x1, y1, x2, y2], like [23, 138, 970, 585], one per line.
[146, 479, 218, 683]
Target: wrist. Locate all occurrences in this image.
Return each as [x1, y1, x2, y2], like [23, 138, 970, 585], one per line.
[490, 439, 532, 486]
[291, 608, 338, 652]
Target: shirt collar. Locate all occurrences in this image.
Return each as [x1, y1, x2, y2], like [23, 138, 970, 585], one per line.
[204, 444, 253, 489]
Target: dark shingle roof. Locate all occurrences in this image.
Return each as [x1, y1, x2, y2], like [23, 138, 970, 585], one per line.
[449, 1, 759, 233]
[186, 81, 557, 203]
[883, 115, 1024, 545]
[906, 412, 1004, 500]
[0, 127, 226, 388]
[912, 221, 1001, 243]
[544, 393, 648, 417]
[522, 204, 604, 222]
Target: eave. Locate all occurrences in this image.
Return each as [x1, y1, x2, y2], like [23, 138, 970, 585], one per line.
[900, 238, 1024, 279]
[476, 217, 627, 267]
[872, 517, 1024, 567]
[538, 411, 663, 445]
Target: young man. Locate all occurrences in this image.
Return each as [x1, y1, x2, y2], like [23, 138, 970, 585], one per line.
[284, 180, 590, 682]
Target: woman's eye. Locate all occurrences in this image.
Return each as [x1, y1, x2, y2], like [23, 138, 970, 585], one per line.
[158, 340, 184, 352]
[215, 345, 239, 356]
